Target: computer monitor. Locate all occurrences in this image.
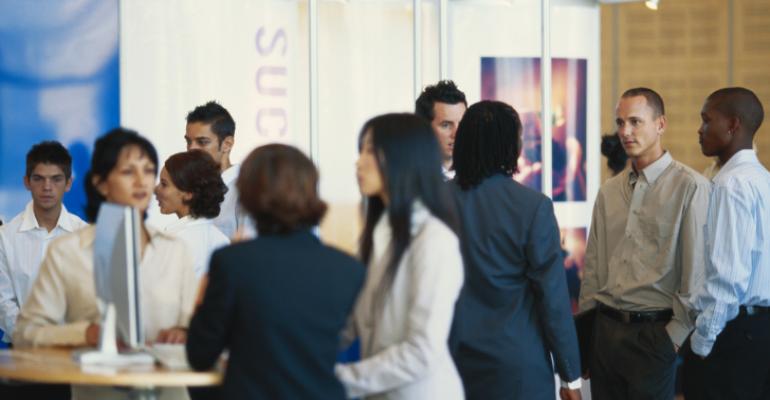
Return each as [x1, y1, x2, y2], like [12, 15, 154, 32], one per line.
[93, 202, 144, 348]
[77, 202, 152, 366]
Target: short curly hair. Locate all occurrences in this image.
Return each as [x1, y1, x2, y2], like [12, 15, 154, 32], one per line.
[164, 150, 228, 219]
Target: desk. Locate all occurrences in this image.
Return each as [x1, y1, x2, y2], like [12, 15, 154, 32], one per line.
[0, 348, 222, 399]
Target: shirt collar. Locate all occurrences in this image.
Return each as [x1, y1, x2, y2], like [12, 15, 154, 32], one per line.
[165, 215, 211, 233]
[19, 201, 79, 233]
[715, 149, 759, 180]
[629, 151, 672, 186]
[221, 164, 241, 184]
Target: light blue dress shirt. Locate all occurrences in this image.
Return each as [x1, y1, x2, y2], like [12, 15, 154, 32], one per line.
[691, 149, 770, 356]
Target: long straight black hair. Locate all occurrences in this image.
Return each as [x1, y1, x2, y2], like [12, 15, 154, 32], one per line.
[358, 113, 457, 293]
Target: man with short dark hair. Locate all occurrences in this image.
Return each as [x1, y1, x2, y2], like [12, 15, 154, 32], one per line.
[415, 80, 467, 179]
[185, 101, 254, 239]
[683, 87, 770, 399]
[579, 88, 711, 400]
[0, 141, 87, 345]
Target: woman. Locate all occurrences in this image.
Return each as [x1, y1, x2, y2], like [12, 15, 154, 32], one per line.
[187, 144, 365, 400]
[335, 114, 464, 399]
[15, 128, 197, 400]
[155, 150, 230, 278]
[448, 101, 580, 400]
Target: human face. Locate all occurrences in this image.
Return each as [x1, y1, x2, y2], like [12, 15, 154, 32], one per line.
[24, 163, 72, 212]
[185, 122, 231, 168]
[698, 98, 733, 159]
[94, 146, 156, 213]
[431, 102, 466, 162]
[615, 95, 665, 167]
[356, 131, 386, 201]
[154, 167, 191, 217]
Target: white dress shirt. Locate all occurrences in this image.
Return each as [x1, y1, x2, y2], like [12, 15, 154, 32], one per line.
[691, 149, 770, 356]
[336, 202, 464, 400]
[214, 164, 256, 239]
[164, 215, 229, 278]
[14, 224, 197, 400]
[0, 201, 87, 342]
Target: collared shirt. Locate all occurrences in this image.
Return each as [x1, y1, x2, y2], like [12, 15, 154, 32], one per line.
[336, 202, 464, 399]
[442, 165, 455, 181]
[214, 164, 256, 239]
[165, 215, 230, 278]
[690, 149, 770, 356]
[0, 201, 87, 342]
[579, 152, 711, 346]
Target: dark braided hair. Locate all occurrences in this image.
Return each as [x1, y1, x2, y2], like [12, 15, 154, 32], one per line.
[453, 100, 522, 190]
[600, 133, 628, 176]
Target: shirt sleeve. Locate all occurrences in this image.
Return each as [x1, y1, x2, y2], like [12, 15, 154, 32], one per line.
[0, 233, 20, 341]
[690, 181, 754, 357]
[177, 245, 197, 329]
[579, 191, 604, 312]
[665, 180, 710, 347]
[13, 244, 90, 347]
[335, 223, 464, 398]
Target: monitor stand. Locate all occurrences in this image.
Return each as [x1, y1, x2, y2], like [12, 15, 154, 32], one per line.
[74, 303, 154, 366]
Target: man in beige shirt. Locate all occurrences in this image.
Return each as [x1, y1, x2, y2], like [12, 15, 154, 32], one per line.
[579, 87, 711, 400]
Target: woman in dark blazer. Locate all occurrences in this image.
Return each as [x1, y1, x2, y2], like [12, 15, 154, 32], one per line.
[448, 101, 582, 400]
[186, 144, 365, 400]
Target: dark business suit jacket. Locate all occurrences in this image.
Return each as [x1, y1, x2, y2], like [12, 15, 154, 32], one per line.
[187, 230, 365, 400]
[449, 175, 581, 399]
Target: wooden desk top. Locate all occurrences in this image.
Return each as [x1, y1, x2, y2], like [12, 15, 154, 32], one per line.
[0, 348, 222, 387]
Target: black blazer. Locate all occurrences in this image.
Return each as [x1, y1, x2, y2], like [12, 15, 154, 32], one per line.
[449, 175, 581, 399]
[187, 230, 365, 400]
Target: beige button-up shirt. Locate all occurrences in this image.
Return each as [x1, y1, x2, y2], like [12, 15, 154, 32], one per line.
[579, 152, 711, 346]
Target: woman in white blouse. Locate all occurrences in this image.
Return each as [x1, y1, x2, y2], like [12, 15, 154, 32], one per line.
[15, 128, 197, 400]
[155, 150, 230, 278]
[335, 114, 465, 400]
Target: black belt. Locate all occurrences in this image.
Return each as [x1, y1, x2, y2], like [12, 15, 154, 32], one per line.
[598, 303, 672, 323]
[739, 305, 770, 316]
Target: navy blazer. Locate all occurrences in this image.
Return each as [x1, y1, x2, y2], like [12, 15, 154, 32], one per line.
[187, 230, 365, 400]
[449, 175, 581, 399]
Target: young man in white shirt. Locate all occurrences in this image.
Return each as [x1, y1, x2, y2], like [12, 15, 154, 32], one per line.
[184, 101, 254, 239]
[684, 87, 770, 399]
[0, 141, 87, 345]
[415, 80, 467, 180]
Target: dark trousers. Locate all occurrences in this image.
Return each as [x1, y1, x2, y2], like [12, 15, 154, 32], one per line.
[682, 312, 770, 400]
[589, 310, 677, 400]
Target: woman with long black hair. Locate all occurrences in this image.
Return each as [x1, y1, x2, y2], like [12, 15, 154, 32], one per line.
[335, 113, 464, 399]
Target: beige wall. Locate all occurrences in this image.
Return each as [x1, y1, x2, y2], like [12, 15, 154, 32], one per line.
[600, 0, 770, 183]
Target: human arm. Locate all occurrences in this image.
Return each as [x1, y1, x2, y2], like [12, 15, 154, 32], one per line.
[525, 198, 582, 383]
[666, 180, 710, 348]
[578, 193, 604, 312]
[0, 235, 20, 341]
[335, 223, 464, 398]
[13, 244, 92, 347]
[690, 182, 753, 357]
[186, 250, 235, 370]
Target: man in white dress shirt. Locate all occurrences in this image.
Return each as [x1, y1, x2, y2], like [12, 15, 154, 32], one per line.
[684, 87, 770, 399]
[415, 81, 467, 180]
[185, 101, 254, 239]
[0, 141, 87, 345]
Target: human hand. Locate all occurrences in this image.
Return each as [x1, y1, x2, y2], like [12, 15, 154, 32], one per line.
[560, 387, 581, 400]
[156, 327, 187, 344]
[85, 323, 100, 346]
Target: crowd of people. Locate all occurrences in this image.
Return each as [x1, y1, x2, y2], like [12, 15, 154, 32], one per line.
[0, 82, 768, 400]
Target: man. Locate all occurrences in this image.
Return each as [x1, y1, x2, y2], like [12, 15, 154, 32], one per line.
[0, 141, 87, 344]
[684, 87, 770, 399]
[450, 101, 581, 400]
[185, 101, 254, 239]
[415, 80, 467, 179]
[579, 88, 710, 400]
